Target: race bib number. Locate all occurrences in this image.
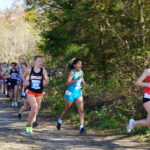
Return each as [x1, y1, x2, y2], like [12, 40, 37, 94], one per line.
[75, 81, 82, 89]
[11, 73, 17, 79]
[31, 80, 41, 89]
[65, 91, 72, 95]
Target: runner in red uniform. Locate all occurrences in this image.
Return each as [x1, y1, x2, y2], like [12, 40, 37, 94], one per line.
[127, 69, 150, 132]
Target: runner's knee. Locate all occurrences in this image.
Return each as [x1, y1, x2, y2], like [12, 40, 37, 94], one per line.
[31, 104, 38, 114]
[78, 109, 84, 114]
[65, 106, 71, 113]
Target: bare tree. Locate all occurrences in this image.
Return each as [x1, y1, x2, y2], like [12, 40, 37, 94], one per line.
[137, 0, 145, 45]
[0, 4, 40, 62]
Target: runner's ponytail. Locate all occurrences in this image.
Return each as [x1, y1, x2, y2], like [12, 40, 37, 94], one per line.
[68, 58, 81, 72]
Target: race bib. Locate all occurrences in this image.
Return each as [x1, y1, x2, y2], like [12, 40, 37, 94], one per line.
[11, 73, 17, 79]
[31, 80, 41, 89]
[75, 80, 82, 89]
[65, 90, 72, 95]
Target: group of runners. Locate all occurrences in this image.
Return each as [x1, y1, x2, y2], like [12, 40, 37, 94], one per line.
[0, 55, 150, 135]
[0, 56, 86, 135]
[0, 56, 49, 134]
[0, 59, 27, 107]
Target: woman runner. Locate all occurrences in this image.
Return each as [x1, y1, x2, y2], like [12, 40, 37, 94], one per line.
[56, 58, 86, 134]
[23, 55, 49, 135]
[9, 62, 19, 107]
[127, 69, 150, 132]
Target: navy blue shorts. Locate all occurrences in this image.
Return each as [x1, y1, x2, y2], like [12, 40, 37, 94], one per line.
[9, 80, 18, 89]
[143, 93, 150, 104]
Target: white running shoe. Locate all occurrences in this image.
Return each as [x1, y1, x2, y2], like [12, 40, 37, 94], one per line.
[11, 102, 15, 107]
[127, 119, 135, 133]
[18, 98, 22, 103]
[15, 102, 18, 107]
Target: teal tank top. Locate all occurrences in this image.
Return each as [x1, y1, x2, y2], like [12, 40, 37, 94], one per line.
[67, 69, 83, 92]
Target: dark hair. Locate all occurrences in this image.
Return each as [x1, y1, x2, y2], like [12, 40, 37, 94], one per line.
[11, 62, 17, 66]
[34, 55, 42, 61]
[68, 58, 81, 72]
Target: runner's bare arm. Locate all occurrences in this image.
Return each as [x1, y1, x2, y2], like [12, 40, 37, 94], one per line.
[43, 68, 49, 86]
[23, 68, 30, 81]
[82, 77, 86, 86]
[66, 71, 80, 86]
[23, 68, 31, 86]
[6, 71, 11, 78]
[81, 72, 86, 86]
[135, 69, 150, 87]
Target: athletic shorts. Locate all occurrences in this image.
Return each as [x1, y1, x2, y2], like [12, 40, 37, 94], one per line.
[65, 90, 83, 102]
[6, 79, 11, 89]
[2, 79, 7, 83]
[9, 80, 18, 89]
[6, 78, 10, 84]
[143, 93, 150, 104]
[27, 90, 43, 97]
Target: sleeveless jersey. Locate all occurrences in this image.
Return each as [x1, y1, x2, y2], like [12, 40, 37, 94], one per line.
[144, 76, 150, 95]
[28, 67, 44, 93]
[10, 69, 19, 81]
[66, 69, 83, 93]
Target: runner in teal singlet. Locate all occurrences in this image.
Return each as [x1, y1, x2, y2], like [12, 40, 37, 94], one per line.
[56, 58, 86, 134]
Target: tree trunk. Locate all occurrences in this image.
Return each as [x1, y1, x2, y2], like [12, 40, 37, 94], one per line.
[137, 0, 145, 45]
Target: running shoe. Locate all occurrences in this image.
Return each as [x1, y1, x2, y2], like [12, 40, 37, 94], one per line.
[80, 127, 86, 134]
[18, 98, 22, 103]
[33, 122, 38, 128]
[11, 102, 15, 107]
[26, 125, 33, 135]
[127, 119, 135, 133]
[28, 126, 33, 135]
[25, 125, 29, 134]
[14, 102, 18, 107]
[56, 122, 61, 130]
[18, 113, 22, 119]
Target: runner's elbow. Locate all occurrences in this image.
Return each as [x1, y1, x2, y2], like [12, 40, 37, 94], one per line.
[135, 81, 141, 86]
[66, 82, 70, 86]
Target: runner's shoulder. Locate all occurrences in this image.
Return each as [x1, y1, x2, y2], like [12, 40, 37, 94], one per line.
[42, 67, 48, 74]
[69, 70, 75, 76]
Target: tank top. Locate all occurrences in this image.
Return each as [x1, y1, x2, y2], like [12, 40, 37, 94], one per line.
[28, 67, 44, 93]
[10, 69, 19, 81]
[144, 76, 150, 94]
[6, 67, 10, 72]
[66, 69, 83, 92]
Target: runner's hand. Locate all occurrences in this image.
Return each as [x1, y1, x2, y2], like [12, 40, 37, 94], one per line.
[23, 80, 30, 87]
[76, 76, 83, 81]
[43, 80, 48, 86]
